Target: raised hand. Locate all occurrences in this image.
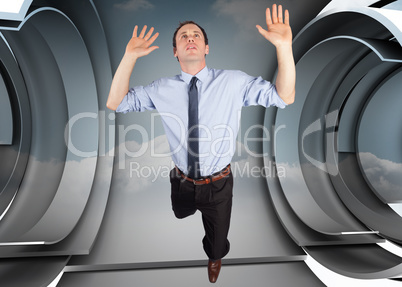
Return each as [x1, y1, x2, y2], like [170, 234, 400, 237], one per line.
[107, 25, 159, 110]
[126, 25, 159, 58]
[256, 4, 292, 48]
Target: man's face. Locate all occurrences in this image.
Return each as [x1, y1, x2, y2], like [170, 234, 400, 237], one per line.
[173, 24, 209, 64]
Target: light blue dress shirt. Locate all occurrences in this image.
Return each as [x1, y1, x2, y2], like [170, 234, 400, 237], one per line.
[117, 66, 287, 176]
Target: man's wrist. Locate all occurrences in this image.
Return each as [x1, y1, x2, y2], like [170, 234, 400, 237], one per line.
[123, 52, 139, 62]
[275, 42, 293, 51]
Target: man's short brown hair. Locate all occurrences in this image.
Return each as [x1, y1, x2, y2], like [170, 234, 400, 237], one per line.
[172, 21, 208, 48]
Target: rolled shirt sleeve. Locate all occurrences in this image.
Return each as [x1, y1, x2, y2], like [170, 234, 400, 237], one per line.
[241, 74, 287, 109]
[116, 85, 156, 114]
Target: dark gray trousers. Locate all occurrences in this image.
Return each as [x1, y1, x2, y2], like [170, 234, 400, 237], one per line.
[170, 167, 233, 260]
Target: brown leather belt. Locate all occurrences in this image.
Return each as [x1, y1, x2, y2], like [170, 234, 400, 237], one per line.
[175, 164, 231, 185]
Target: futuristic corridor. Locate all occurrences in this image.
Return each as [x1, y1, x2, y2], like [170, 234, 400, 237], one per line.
[1, 0, 402, 286]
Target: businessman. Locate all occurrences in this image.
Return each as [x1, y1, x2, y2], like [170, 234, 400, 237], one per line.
[107, 4, 295, 283]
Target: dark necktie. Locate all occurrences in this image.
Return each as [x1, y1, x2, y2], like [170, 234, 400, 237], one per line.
[188, 77, 200, 179]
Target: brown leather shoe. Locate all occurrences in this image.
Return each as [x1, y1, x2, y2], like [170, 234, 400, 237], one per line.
[208, 259, 222, 283]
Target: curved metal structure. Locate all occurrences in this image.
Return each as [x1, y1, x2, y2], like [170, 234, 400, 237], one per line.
[0, 0, 114, 285]
[265, 1, 402, 280]
[1, 0, 402, 286]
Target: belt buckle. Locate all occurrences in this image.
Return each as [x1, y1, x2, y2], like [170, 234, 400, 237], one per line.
[193, 178, 210, 185]
[193, 179, 203, 185]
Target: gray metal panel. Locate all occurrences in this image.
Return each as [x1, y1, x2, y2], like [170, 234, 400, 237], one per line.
[329, 62, 402, 231]
[357, 67, 402, 203]
[15, 9, 99, 244]
[0, 21, 69, 243]
[306, 244, 402, 279]
[323, 36, 402, 63]
[0, 73, 13, 145]
[332, 152, 402, 243]
[59, 261, 324, 287]
[275, 39, 371, 234]
[0, 256, 69, 287]
[338, 61, 399, 153]
[0, 0, 114, 255]
[0, 8, 100, 245]
[292, 10, 392, 64]
[0, 35, 31, 224]
[65, 256, 306, 272]
[268, 3, 402, 280]
[297, 41, 371, 231]
[266, 173, 383, 246]
[0, 155, 112, 258]
[263, 109, 384, 246]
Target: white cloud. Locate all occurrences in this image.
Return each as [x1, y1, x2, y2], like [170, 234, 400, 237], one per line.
[113, 134, 174, 191]
[359, 152, 402, 200]
[114, 0, 154, 11]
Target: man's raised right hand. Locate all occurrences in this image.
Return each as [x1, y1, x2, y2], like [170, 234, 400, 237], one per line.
[126, 25, 159, 58]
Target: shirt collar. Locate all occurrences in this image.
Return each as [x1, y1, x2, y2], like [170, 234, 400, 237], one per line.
[180, 66, 209, 84]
